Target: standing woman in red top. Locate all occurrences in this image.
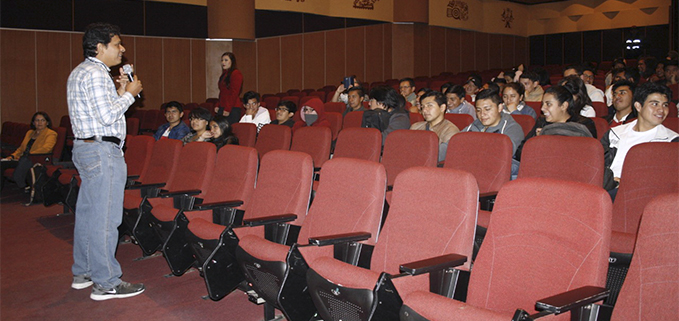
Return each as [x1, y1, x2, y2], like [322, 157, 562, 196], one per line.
[215, 52, 243, 123]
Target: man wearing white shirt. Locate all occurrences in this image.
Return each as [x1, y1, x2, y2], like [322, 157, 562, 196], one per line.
[239, 91, 271, 132]
[563, 64, 605, 103]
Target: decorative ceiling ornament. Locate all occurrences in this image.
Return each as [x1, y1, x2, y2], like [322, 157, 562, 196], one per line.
[447, 0, 469, 21]
[639, 7, 658, 14]
[568, 15, 583, 21]
[502, 8, 514, 28]
[602, 11, 619, 19]
[354, 0, 379, 10]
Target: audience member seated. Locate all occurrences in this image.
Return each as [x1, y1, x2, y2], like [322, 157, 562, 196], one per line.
[439, 81, 454, 94]
[444, 85, 476, 119]
[501, 82, 537, 119]
[399, 77, 418, 111]
[330, 75, 367, 104]
[637, 56, 657, 83]
[153, 101, 190, 141]
[463, 89, 525, 175]
[519, 71, 544, 102]
[342, 86, 366, 116]
[413, 87, 431, 111]
[661, 59, 678, 86]
[558, 75, 597, 117]
[270, 100, 296, 127]
[1, 112, 57, 190]
[410, 90, 459, 161]
[292, 97, 330, 132]
[208, 115, 238, 150]
[605, 80, 637, 127]
[363, 85, 410, 144]
[239, 91, 271, 132]
[605, 67, 639, 107]
[515, 86, 597, 161]
[181, 107, 212, 145]
[464, 74, 482, 101]
[601, 81, 679, 194]
[564, 64, 605, 104]
[605, 57, 627, 87]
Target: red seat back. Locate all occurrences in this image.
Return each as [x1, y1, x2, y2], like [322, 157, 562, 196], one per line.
[324, 112, 342, 141]
[126, 117, 140, 135]
[590, 116, 610, 140]
[382, 130, 438, 186]
[445, 132, 512, 193]
[124, 135, 155, 177]
[592, 101, 608, 117]
[663, 116, 679, 132]
[612, 193, 679, 321]
[519, 135, 604, 187]
[444, 113, 474, 130]
[342, 110, 364, 129]
[254, 124, 291, 160]
[525, 101, 542, 116]
[281, 96, 299, 106]
[612, 142, 679, 236]
[231, 123, 257, 147]
[139, 139, 182, 184]
[333, 127, 381, 163]
[201, 145, 258, 206]
[290, 126, 332, 168]
[324, 102, 345, 114]
[262, 96, 280, 110]
[511, 114, 536, 137]
[409, 112, 424, 125]
[164, 142, 216, 193]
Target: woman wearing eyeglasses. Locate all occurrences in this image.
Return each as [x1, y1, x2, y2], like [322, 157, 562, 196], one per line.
[271, 100, 297, 128]
[292, 98, 330, 132]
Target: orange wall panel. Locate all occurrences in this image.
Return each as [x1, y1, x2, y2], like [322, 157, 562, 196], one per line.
[257, 37, 281, 95]
[365, 24, 387, 84]
[501, 35, 515, 70]
[325, 29, 346, 88]
[515, 36, 528, 66]
[346, 27, 366, 83]
[134, 37, 163, 110]
[36, 32, 71, 123]
[476, 32, 489, 72]
[429, 26, 447, 77]
[1, 30, 36, 123]
[191, 39, 207, 103]
[280, 35, 303, 94]
[164, 38, 192, 104]
[413, 24, 430, 78]
[460, 30, 475, 73]
[445, 28, 461, 74]
[232, 40, 257, 95]
[303, 32, 325, 90]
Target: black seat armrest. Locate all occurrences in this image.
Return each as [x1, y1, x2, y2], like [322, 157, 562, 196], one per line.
[188, 200, 244, 211]
[308, 232, 371, 246]
[127, 175, 140, 180]
[242, 214, 297, 227]
[479, 191, 498, 211]
[126, 182, 166, 190]
[535, 286, 609, 315]
[399, 253, 467, 276]
[159, 189, 201, 198]
[52, 161, 74, 168]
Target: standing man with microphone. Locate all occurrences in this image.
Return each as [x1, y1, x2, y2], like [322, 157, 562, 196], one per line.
[67, 22, 145, 301]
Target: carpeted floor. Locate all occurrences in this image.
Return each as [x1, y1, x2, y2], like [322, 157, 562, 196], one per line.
[0, 184, 279, 321]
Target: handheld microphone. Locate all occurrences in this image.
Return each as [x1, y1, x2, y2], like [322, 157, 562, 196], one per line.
[122, 64, 141, 98]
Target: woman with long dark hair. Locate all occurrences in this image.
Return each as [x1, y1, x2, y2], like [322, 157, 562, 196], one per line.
[216, 52, 243, 122]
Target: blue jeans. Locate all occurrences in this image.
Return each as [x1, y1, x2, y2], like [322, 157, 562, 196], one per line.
[71, 140, 126, 289]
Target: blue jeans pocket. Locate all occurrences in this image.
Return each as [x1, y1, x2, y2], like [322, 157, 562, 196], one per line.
[74, 149, 102, 179]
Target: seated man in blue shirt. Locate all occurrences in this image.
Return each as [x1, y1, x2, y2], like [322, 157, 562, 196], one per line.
[154, 101, 191, 140]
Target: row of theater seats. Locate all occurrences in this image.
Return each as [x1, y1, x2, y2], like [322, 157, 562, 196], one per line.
[113, 131, 677, 321]
[97, 128, 678, 320]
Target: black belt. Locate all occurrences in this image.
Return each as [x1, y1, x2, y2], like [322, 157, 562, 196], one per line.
[77, 136, 122, 145]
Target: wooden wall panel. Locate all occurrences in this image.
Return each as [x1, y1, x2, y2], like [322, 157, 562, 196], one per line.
[501, 35, 514, 69]
[1, 30, 36, 123]
[71, 33, 83, 70]
[365, 25, 385, 84]
[383, 24, 393, 81]
[476, 32, 490, 72]
[391, 24, 415, 80]
[280, 35, 303, 94]
[429, 26, 447, 77]
[135, 37, 163, 110]
[446, 29, 461, 74]
[413, 24, 430, 78]
[191, 39, 207, 103]
[257, 37, 281, 95]
[515, 36, 528, 66]
[36, 32, 71, 123]
[345, 27, 366, 83]
[460, 30, 475, 73]
[488, 34, 502, 70]
[325, 29, 346, 89]
[232, 41, 257, 95]
[303, 32, 325, 90]
[163, 38, 192, 105]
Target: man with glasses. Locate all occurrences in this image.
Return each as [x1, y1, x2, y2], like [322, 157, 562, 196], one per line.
[410, 90, 459, 161]
[563, 64, 605, 103]
[239, 91, 270, 132]
[271, 100, 297, 128]
[154, 101, 190, 140]
[399, 78, 418, 108]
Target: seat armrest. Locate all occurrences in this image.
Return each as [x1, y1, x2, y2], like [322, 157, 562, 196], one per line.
[52, 161, 74, 168]
[126, 182, 166, 190]
[243, 214, 297, 227]
[127, 175, 140, 180]
[308, 232, 371, 246]
[159, 189, 201, 198]
[479, 191, 498, 211]
[535, 286, 609, 315]
[399, 253, 467, 276]
[188, 200, 244, 211]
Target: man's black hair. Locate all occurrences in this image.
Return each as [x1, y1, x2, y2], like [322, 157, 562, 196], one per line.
[82, 23, 121, 58]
